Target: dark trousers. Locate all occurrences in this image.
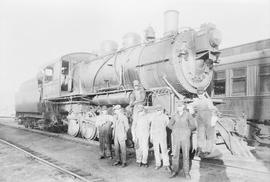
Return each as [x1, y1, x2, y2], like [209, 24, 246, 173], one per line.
[114, 137, 127, 163]
[172, 138, 191, 174]
[99, 126, 112, 157]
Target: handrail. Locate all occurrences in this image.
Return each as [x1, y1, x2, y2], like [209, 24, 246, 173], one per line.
[162, 76, 184, 100]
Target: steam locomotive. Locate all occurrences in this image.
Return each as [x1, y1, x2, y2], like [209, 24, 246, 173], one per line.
[15, 10, 250, 157]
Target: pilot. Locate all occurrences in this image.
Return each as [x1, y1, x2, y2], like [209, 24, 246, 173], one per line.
[112, 105, 129, 167]
[149, 105, 171, 172]
[168, 100, 197, 179]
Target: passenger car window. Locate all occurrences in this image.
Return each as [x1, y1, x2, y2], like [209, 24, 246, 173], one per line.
[214, 71, 226, 96]
[232, 68, 246, 96]
[259, 65, 270, 94]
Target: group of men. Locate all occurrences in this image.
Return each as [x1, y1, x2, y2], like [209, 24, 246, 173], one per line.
[95, 104, 129, 167]
[94, 80, 219, 179]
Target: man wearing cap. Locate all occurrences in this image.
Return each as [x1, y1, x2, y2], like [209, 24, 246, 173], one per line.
[129, 80, 146, 121]
[149, 105, 171, 171]
[95, 106, 114, 159]
[192, 87, 218, 158]
[132, 105, 151, 167]
[112, 105, 129, 167]
[168, 101, 197, 179]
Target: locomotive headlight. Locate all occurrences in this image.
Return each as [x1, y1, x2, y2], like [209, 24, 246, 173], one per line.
[209, 29, 222, 47]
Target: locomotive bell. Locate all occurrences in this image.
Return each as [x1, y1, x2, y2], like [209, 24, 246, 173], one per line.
[144, 26, 155, 42]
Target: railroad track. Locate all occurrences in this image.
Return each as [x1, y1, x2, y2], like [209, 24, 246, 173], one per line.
[0, 119, 269, 182]
[0, 138, 103, 182]
[1, 133, 268, 177]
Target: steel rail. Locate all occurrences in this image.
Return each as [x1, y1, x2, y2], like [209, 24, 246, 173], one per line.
[0, 121, 268, 176]
[0, 138, 102, 182]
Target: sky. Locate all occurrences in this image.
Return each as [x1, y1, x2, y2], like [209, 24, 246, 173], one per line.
[0, 0, 270, 111]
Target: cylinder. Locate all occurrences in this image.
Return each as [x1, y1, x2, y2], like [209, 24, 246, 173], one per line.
[164, 10, 179, 36]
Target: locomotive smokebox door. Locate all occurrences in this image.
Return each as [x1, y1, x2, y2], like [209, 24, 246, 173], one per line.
[172, 31, 214, 93]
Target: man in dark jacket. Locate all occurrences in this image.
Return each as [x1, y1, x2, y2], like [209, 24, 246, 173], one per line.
[112, 105, 129, 167]
[95, 106, 114, 159]
[168, 101, 197, 179]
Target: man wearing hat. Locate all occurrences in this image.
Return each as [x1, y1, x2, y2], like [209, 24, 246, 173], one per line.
[112, 105, 129, 167]
[95, 106, 114, 159]
[132, 105, 151, 167]
[168, 100, 197, 179]
[192, 87, 218, 158]
[150, 105, 171, 172]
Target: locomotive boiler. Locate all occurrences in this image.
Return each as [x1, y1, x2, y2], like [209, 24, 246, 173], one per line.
[69, 11, 221, 106]
[15, 10, 250, 157]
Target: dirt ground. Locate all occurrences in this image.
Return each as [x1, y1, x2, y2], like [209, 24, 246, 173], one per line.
[0, 142, 80, 182]
[0, 119, 270, 182]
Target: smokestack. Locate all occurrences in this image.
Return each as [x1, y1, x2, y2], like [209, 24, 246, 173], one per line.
[163, 10, 179, 37]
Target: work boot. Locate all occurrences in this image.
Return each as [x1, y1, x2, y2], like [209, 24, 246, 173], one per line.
[185, 173, 191, 180]
[154, 166, 161, 170]
[179, 169, 184, 177]
[142, 163, 148, 168]
[196, 147, 202, 157]
[199, 152, 210, 158]
[169, 171, 177, 178]
[113, 161, 121, 166]
[165, 166, 172, 173]
[137, 162, 142, 167]
[99, 156, 105, 159]
[121, 163, 127, 168]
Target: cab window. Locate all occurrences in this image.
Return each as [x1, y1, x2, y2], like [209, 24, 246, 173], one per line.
[61, 60, 69, 91]
[44, 67, 54, 83]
